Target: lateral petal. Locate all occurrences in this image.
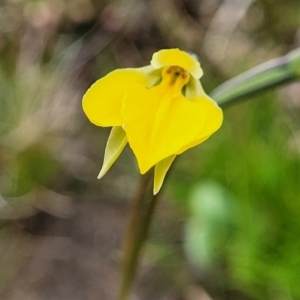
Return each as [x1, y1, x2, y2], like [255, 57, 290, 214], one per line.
[176, 77, 223, 154]
[82, 68, 153, 127]
[176, 97, 223, 154]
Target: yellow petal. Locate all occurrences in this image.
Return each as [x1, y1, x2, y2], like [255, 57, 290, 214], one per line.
[151, 49, 203, 79]
[176, 78, 223, 154]
[176, 98, 223, 154]
[98, 126, 127, 178]
[176, 135, 211, 155]
[122, 85, 219, 174]
[154, 155, 176, 195]
[82, 68, 152, 127]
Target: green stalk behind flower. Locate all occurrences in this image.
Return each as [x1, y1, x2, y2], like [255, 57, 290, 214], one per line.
[211, 48, 300, 106]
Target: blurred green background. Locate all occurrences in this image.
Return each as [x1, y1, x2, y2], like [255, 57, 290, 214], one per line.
[1, 0, 300, 299]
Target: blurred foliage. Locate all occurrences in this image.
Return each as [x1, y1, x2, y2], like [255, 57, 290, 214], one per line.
[185, 181, 235, 270]
[0, 0, 300, 299]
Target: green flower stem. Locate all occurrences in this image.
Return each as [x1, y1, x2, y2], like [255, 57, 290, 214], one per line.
[119, 170, 159, 300]
[211, 48, 300, 106]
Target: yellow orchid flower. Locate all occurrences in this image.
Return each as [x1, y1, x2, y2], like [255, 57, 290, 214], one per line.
[83, 48, 223, 194]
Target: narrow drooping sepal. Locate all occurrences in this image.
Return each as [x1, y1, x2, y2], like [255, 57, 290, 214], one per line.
[154, 155, 176, 195]
[98, 126, 127, 179]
